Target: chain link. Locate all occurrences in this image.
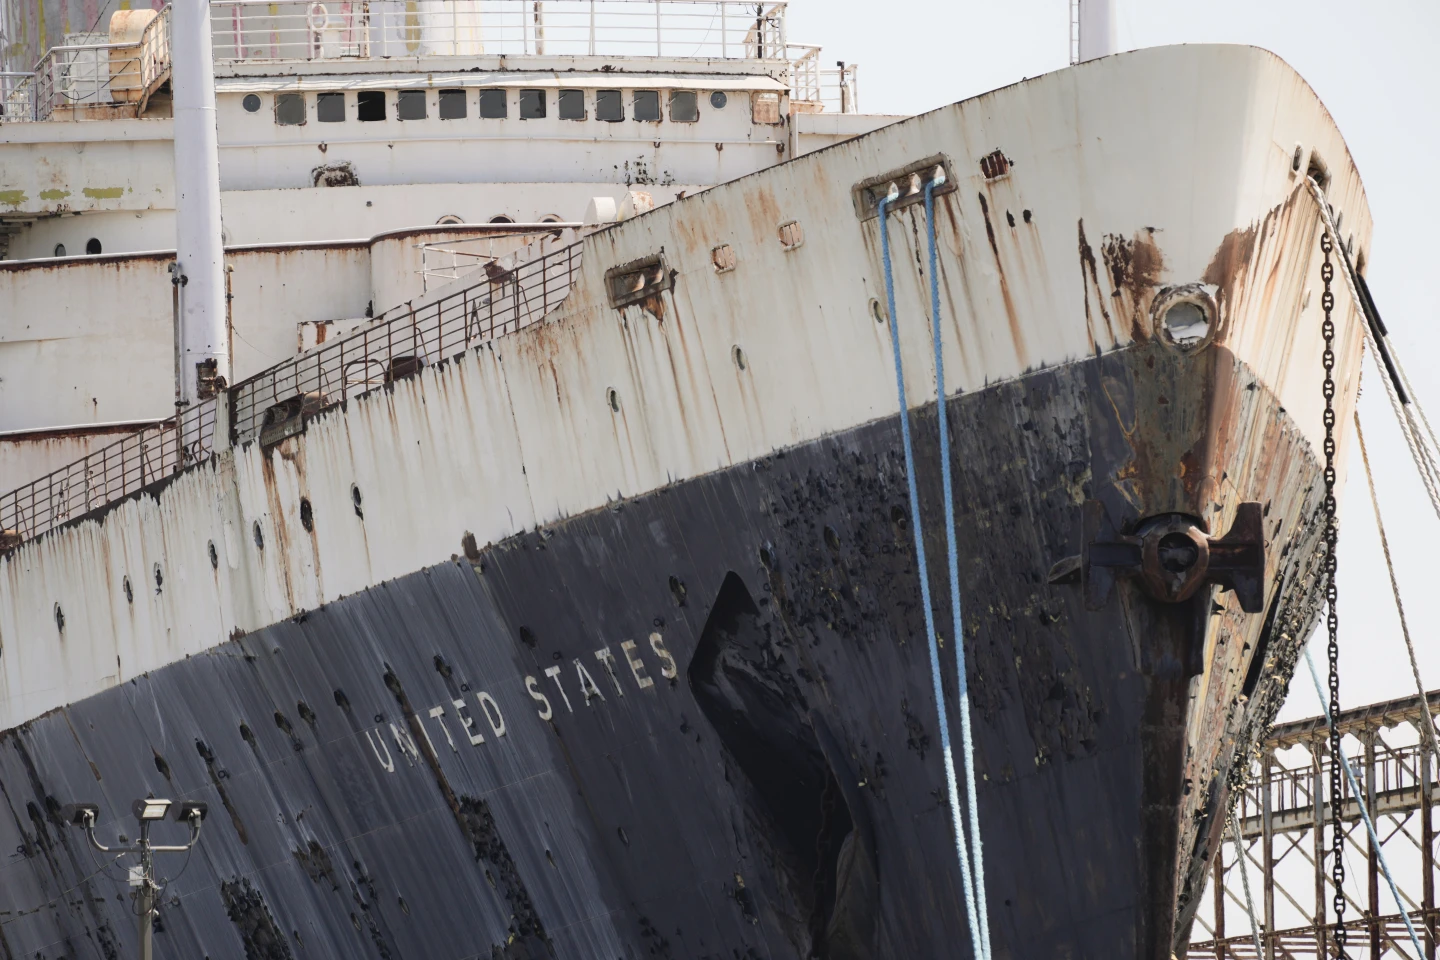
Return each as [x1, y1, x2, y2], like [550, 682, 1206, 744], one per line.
[1320, 229, 1346, 956]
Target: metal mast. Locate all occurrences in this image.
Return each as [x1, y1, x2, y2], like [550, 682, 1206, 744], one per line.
[1073, 0, 1117, 63]
[171, 0, 229, 404]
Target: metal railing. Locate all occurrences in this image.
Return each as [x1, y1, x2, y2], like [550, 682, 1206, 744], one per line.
[787, 42, 858, 113]
[2, 7, 170, 122]
[417, 224, 579, 292]
[210, 0, 788, 62]
[0, 239, 579, 547]
[0, 402, 216, 546]
[229, 238, 581, 442]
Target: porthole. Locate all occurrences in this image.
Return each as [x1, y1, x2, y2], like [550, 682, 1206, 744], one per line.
[1291, 143, 1304, 175]
[1151, 284, 1218, 351]
[53, 243, 66, 257]
[351, 483, 364, 518]
[870, 297, 886, 324]
[732, 345, 747, 371]
[299, 497, 314, 532]
[122, 575, 133, 604]
[153, 563, 164, 592]
[85, 238, 102, 255]
[253, 521, 264, 549]
[711, 243, 736, 273]
[489, 215, 514, 224]
[436, 214, 463, 225]
[54, 602, 64, 633]
[710, 90, 728, 109]
[607, 388, 620, 412]
[242, 93, 261, 112]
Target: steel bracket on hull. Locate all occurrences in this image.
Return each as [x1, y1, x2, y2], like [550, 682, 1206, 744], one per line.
[1060, 501, 1266, 613]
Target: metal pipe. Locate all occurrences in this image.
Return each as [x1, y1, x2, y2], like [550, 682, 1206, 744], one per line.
[1076, 0, 1116, 62]
[172, 0, 230, 404]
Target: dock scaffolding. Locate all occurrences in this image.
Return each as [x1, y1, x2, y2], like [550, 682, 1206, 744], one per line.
[1189, 689, 1440, 959]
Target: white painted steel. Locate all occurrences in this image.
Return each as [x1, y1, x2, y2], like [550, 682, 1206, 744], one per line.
[172, 0, 230, 402]
[1077, 0, 1116, 62]
[0, 46, 1372, 737]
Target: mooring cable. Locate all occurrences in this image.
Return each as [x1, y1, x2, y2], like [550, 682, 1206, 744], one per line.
[924, 171, 992, 960]
[877, 186, 986, 957]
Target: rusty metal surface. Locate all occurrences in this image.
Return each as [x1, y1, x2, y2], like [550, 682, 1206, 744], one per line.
[0, 339, 1325, 959]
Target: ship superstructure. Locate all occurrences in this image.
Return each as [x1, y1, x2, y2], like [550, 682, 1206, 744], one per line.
[0, 7, 1381, 958]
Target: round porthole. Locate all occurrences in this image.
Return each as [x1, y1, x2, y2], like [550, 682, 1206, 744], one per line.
[85, 238, 102, 255]
[243, 94, 262, 112]
[436, 214, 463, 225]
[53, 243, 66, 257]
[710, 91, 728, 109]
[1151, 284, 1218, 351]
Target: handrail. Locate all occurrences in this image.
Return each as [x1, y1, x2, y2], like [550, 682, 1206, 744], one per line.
[0, 238, 583, 549]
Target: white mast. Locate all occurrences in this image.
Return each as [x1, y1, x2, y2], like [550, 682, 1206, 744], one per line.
[171, 0, 229, 404]
[1076, 0, 1117, 63]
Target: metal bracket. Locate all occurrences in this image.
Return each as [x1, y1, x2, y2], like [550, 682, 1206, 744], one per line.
[1064, 501, 1265, 613]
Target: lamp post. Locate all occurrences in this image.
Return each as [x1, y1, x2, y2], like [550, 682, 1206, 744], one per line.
[61, 799, 208, 960]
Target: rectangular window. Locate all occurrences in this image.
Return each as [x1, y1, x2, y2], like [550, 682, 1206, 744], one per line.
[751, 91, 781, 124]
[316, 91, 345, 123]
[558, 89, 585, 120]
[669, 90, 698, 122]
[479, 88, 507, 118]
[633, 90, 660, 122]
[275, 92, 306, 125]
[396, 89, 426, 120]
[519, 89, 545, 119]
[595, 89, 623, 122]
[438, 88, 466, 119]
[357, 90, 386, 121]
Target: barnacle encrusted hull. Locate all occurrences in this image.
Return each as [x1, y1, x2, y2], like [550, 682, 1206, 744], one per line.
[0, 343, 1324, 959]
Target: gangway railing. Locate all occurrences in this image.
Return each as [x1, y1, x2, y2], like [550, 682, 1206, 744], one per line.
[0, 239, 580, 548]
[210, 0, 788, 62]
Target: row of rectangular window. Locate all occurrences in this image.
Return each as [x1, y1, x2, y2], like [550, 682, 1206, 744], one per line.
[262, 88, 758, 125]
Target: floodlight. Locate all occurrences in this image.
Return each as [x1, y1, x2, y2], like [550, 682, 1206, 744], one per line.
[173, 801, 208, 822]
[132, 798, 172, 822]
[60, 802, 99, 826]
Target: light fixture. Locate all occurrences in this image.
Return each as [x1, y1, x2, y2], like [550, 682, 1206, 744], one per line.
[174, 801, 209, 822]
[60, 802, 99, 826]
[132, 798, 172, 822]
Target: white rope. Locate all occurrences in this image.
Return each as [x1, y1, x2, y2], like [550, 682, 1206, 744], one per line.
[1305, 178, 1440, 525]
[1229, 812, 1266, 959]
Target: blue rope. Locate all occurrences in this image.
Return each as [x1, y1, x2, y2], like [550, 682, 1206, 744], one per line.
[1303, 646, 1426, 956]
[878, 188, 986, 959]
[925, 176, 992, 960]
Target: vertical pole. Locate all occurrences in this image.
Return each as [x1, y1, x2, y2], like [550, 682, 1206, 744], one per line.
[1262, 753, 1275, 960]
[137, 819, 154, 960]
[1423, 711, 1437, 960]
[588, 0, 595, 56]
[1367, 732, 1381, 957]
[1075, 0, 1116, 62]
[1213, 841, 1226, 948]
[172, 0, 230, 404]
[1314, 741, 1328, 959]
[720, 1, 726, 57]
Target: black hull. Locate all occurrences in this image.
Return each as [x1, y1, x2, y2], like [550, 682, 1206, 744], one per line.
[0, 344, 1322, 959]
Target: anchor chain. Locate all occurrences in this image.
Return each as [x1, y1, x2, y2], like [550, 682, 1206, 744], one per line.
[1320, 230, 1346, 955]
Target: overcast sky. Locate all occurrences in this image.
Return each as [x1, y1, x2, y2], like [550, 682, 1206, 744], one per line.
[787, 0, 1440, 723]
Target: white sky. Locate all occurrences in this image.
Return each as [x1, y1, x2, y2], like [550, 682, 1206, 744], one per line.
[787, 0, 1440, 723]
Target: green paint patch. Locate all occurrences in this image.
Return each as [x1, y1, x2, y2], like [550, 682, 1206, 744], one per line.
[81, 186, 124, 200]
[0, 189, 28, 207]
[39, 188, 70, 201]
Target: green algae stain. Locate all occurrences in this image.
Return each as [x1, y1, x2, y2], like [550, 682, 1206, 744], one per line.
[0, 189, 28, 207]
[81, 186, 124, 200]
[39, 188, 70, 201]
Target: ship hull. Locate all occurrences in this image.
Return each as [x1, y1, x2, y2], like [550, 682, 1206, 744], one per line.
[0, 340, 1323, 960]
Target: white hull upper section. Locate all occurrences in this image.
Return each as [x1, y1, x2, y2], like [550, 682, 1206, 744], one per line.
[0, 45, 1370, 734]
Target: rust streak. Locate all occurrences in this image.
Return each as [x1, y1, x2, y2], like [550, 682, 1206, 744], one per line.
[977, 192, 1029, 369]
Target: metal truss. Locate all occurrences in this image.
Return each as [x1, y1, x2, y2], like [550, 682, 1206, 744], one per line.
[1189, 689, 1440, 959]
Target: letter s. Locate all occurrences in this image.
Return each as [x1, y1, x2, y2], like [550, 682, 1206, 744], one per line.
[526, 675, 553, 721]
[649, 631, 677, 680]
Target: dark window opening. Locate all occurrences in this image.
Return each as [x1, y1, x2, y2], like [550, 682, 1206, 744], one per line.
[316, 92, 345, 122]
[275, 92, 306, 125]
[479, 88, 507, 118]
[709, 90, 728, 109]
[396, 89, 426, 120]
[519, 89, 545, 119]
[596, 89, 623, 122]
[357, 91, 386, 122]
[669, 90, 698, 122]
[438, 88, 466, 119]
[558, 88, 585, 120]
[633, 90, 660, 122]
[489, 215, 515, 224]
[242, 93, 261, 112]
[53, 243, 66, 257]
[85, 237, 102, 255]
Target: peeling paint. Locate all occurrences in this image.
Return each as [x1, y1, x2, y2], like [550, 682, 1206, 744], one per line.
[80, 186, 125, 199]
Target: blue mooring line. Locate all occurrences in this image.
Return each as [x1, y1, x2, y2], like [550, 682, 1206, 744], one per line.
[878, 183, 990, 959]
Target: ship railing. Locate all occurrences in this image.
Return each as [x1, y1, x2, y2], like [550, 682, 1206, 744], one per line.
[0, 402, 216, 548]
[416, 224, 580, 293]
[785, 42, 859, 113]
[229, 238, 582, 443]
[0, 240, 579, 548]
[210, 0, 788, 63]
[3, 6, 171, 122]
